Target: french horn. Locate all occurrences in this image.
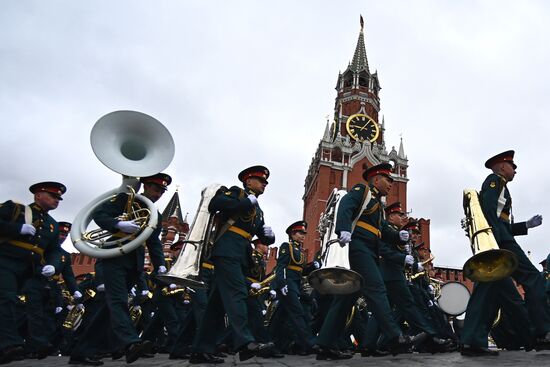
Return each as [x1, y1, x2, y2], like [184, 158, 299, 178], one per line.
[71, 111, 175, 258]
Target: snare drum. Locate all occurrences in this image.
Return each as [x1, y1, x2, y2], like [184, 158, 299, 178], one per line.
[437, 281, 470, 316]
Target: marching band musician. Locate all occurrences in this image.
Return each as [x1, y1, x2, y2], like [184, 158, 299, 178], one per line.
[270, 221, 317, 355]
[315, 163, 413, 360]
[363, 206, 449, 355]
[0, 181, 66, 363]
[190, 165, 276, 364]
[245, 239, 277, 349]
[69, 173, 171, 365]
[461, 151, 550, 356]
[48, 222, 83, 355]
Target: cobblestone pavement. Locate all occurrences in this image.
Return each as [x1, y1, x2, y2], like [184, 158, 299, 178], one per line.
[7, 350, 550, 367]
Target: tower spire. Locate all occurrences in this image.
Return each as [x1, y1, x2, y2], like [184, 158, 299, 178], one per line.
[351, 15, 369, 73]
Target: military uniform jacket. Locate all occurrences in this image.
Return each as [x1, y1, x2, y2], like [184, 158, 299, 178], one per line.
[209, 186, 274, 264]
[93, 192, 165, 271]
[335, 183, 403, 257]
[480, 173, 527, 244]
[51, 248, 78, 294]
[246, 249, 267, 283]
[0, 201, 61, 270]
[379, 224, 409, 281]
[274, 240, 306, 291]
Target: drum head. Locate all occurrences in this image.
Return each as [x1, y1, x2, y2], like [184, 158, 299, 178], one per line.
[438, 281, 470, 316]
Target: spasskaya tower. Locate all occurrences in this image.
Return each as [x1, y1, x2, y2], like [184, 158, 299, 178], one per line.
[301, 17, 421, 259]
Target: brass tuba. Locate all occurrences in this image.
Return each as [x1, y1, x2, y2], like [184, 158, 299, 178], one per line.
[308, 189, 363, 294]
[156, 184, 222, 288]
[461, 189, 518, 282]
[71, 111, 175, 258]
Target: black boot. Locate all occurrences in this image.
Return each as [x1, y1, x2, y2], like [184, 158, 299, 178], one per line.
[316, 347, 354, 360]
[388, 335, 412, 356]
[125, 340, 152, 364]
[189, 352, 224, 364]
[460, 345, 499, 356]
[238, 342, 274, 361]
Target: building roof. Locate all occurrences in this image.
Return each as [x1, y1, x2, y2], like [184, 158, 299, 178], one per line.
[161, 189, 184, 222]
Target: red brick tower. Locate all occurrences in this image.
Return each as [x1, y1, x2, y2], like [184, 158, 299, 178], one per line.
[301, 18, 411, 260]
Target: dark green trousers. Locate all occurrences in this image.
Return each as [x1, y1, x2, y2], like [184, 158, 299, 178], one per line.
[270, 285, 315, 349]
[0, 256, 33, 350]
[462, 277, 532, 347]
[502, 240, 550, 336]
[316, 240, 401, 348]
[192, 256, 254, 353]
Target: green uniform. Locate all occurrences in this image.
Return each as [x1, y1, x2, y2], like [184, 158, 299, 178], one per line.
[482, 174, 549, 336]
[192, 186, 274, 354]
[246, 249, 270, 343]
[0, 201, 61, 351]
[271, 240, 316, 350]
[316, 183, 404, 348]
[70, 193, 165, 358]
[462, 173, 550, 347]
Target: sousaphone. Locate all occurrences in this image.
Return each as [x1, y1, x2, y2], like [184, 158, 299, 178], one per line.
[71, 110, 175, 258]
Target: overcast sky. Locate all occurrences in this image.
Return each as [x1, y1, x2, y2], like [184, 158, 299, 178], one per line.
[1, 0, 549, 269]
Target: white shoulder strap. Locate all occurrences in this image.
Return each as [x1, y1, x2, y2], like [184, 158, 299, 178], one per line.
[351, 188, 372, 231]
[12, 201, 33, 224]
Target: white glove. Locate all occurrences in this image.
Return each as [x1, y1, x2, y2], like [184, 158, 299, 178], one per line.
[115, 220, 140, 233]
[76, 304, 85, 311]
[263, 226, 274, 239]
[428, 284, 435, 295]
[339, 231, 352, 245]
[428, 300, 434, 307]
[158, 265, 167, 274]
[140, 290, 149, 297]
[416, 262, 424, 272]
[280, 285, 289, 296]
[183, 299, 190, 305]
[248, 194, 258, 205]
[526, 214, 543, 229]
[404, 244, 411, 253]
[269, 290, 277, 299]
[55, 306, 63, 314]
[261, 309, 267, 316]
[404, 255, 414, 266]
[66, 304, 75, 311]
[20, 223, 36, 236]
[313, 261, 320, 269]
[399, 230, 410, 242]
[250, 282, 262, 290]
[73, 290, 83, 299]
[96, 284, 105, 292]
[41, 265, 55, 277]
[169, 283, 177, 290]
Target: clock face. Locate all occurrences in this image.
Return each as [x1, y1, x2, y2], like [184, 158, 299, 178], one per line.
[345, 114, 380, 142]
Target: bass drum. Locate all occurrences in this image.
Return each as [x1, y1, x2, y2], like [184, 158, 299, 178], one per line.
[437, 281, 470, 316]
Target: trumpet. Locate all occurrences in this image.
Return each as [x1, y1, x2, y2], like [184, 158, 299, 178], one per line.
[249, 273, 276, 297]
[161, 287, 185, 297]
